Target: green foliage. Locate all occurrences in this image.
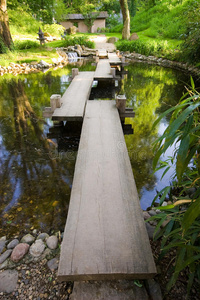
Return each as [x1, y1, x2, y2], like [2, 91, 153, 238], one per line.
[14, 40, 40, 50]
[42, 24, 65, 36]
[62, 36, 95, 48]
[151, 82, 200, 295]
[116, 39, 174, 58]
[0, 38, 8, 54]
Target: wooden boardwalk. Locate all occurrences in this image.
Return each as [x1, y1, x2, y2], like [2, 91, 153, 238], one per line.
[52, 72, 94, 121]
[108, 52, 121, 65]
[94, 59, 113, 81]
[58, 101, 156, 281]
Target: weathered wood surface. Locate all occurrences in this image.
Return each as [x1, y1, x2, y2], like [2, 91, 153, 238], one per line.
[94, 59, 113, 80]
[58, 100, 156, 281]
[97, 49, 108, 58]
[52, 72, 94, 121]
[108, 52, 121, 64]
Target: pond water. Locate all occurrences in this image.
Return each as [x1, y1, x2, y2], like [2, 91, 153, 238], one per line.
[0, 60, 196, 237]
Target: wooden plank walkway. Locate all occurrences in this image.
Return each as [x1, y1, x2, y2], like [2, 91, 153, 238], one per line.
[58, 100, 157, 281]
[108, 52, 121, 64]
[52, 72, 94, 121]
[94, 59, 113, 80]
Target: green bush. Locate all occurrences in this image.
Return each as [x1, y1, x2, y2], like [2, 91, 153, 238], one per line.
[63, 36, 95, 49]
[115, 39, 170, 57]
[15, 40, 40, 50]
[42, 24, 65, 36]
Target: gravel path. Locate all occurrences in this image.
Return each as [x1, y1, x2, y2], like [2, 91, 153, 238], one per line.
[91, 35, 116, 52]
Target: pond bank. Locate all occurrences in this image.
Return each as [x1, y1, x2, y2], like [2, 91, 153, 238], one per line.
[0, 210, 162, 300]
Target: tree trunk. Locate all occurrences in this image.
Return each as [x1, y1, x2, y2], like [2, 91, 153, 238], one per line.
[0, 0, 13, 49]
[119, 0, 130, 40]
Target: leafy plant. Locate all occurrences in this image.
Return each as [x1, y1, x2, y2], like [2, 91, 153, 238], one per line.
[151, 80, 200, 295]
[63, 36, 95, 49]
[15, 40, 40, 50]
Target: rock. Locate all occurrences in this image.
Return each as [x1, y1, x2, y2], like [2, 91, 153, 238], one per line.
[0, 249, 12, 264]
[39, 60, 50, 68]
[0, 259, 9, 270]
[47, 257, 59, 271]
[32, 229, 37, 235]
[21, 234, 35, 245]
[129, 33, 139, 41]
[11, 243, 30, 262]
[37, 233, 49, 241]
[29, 239, 45, 257]
[67, 26, 77, 35]
[107, 37, 119, 43]
[46, 236, 58, 250]
[7, 239, 19, 249]
[0, 240, 6, 254]
[161, 201, 168, 206]
[145, 279, 162, 300]
[0, 269, 18, 293]
[148, 209, 157, 217]
[145, 223, 156, 239]
[0, 236, 6, 241]
[143, 211, 151, 220]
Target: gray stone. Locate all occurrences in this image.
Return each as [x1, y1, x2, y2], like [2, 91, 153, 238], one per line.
[47, 257, 59, 271]
[0, 250, 12, 264]
[0, 269, 18, 293]
[39, 60, 50, 68]
[29, 239, 45, 257]
[161, 201, 168, 206]
[0, 240, 6, 254]
[145, 279, 163, 300]
[71, 280, 149, 300]
[145, 223, 156, 239]
[129, 33, 139, 41]
[21, 234, 35, 245]
[7, 239, 19, 249]
[46, 236, 58, 250]
[0, 259, 9, 270]
[0, 236, 6, 241]
[148, 209, 157, 217]
[11, 243, 30, 262]
[143, 211, 151, 220]
[37, 233, 49, 241]
[107, 37, 119, 43]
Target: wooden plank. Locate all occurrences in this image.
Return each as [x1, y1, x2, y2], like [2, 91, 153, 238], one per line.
[97, 49, 108, 58]
[94, 59, 113, 80]
[108, 52, 121, 64]
[58, 100, 156, 281]
[52, 72, 94, 121]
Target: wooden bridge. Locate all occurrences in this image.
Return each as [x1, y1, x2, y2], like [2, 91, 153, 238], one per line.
[47, 52, 156, 282]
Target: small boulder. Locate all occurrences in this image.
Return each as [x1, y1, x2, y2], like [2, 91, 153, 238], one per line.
[30, 239, 45, 257]
[0, 249, 12, 264]
[67, 26, 77, 35]
[37, 232, 49, 241]
[129, 33, 139, 41]
[0, 240, 6, 254]
[46, 235, 58, 250]
[7, 239, 19, 249]
[107, 37, 119, 43]
[47, 257, 59, 271]
[0, 270, 19, 293]
[11, 243, 30, 262]
[21, 234, 35, 245]
[143, 211, 151, 220]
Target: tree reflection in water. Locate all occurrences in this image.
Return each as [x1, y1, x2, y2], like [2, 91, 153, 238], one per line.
[0, 78, 75, 237]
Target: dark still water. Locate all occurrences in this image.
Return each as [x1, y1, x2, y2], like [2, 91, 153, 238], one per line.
[0, 61, 194, 237]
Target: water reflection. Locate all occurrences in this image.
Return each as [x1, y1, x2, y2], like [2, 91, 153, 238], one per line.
[0, 61, 194, 237]
[123, 62, 191, 208]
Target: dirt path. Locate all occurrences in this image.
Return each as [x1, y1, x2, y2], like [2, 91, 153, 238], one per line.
[91, 35, 116, 52]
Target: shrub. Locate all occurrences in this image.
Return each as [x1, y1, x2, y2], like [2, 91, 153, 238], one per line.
[63, 36, 95, 49]
[42, 24, 65, 36]
[15, 40, 40, 50]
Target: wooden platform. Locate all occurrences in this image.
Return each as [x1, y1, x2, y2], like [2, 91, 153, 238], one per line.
[58, 100, 156, 281]
[94, 59, 113, 81]
[52, 72, 94, 121]
[97, 49, 108, 58]
[108, 52, 121, 65]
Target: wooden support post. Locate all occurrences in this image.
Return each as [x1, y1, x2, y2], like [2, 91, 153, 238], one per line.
[96, 50, 99, 57]
[50, 94, 61, 112]
[116, 94, 127, 113]
[72, 68, 79, 79]
[116, 50, 120, 56]
[110, 67, 116, 78]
